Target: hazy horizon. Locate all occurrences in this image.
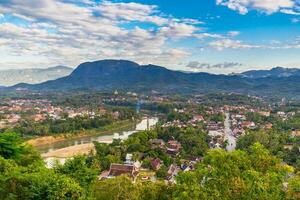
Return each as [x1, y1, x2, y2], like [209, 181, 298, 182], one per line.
[1, 59, 300, 75]
[1, 62, 300, 77]
[1, 0, 300, 74]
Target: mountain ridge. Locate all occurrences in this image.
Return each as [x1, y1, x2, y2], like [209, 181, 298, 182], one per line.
[240, 66, 300, 78]
[9, 60, 300, 98]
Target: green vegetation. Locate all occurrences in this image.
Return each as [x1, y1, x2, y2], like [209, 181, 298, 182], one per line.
[237, 130, 300, 171]
[166, 111, 191, 122]
[245, 112, 268, 124]
[174, 143, 295, 200]
[93, 176, 173, 200]
[237, 112, 300, 171]
[236, 129, 287, 155]
[0, 131, 300, 199]
[275, 113, 300, 131]
[207, 113, 225, 123]
[157, 126, 209, 157]
[0, 132, 87, 199]
[2, 107, 138, 137]
[15, 115, 113, 136]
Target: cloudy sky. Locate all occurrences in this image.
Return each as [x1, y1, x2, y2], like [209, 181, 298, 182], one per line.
[1, 0, 300, 74]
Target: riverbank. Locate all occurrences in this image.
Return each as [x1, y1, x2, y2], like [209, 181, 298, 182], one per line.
[41, 117, 158, 166]
[42, 143, 96, 158]
[27, 120, 137, 147]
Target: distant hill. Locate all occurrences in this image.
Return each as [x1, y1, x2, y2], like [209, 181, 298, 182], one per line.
[0, 66, 73, 86]
[241, 67, 300, 78]
[13, 60, 249, 93]
[11, 60, 300, 98]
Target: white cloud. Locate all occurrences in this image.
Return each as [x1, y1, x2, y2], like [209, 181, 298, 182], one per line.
[281, 9, 300, 15]
[0, 13, 4, 18]
[196, 33, 224, 39]
[209, 36, 300, 50]
[94, 1, 168, 26]
[186, 61, 243, 69]
[159, 22, 199, 38]
[228, 31, 240, 37]
[0, 0, 208, 68]
[217, 0, 297, 15]
[179, 18, 204, 25]
[209, 39, 262, 50]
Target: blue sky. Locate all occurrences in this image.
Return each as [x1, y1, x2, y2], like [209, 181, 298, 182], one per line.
[1, 0, 300, 74]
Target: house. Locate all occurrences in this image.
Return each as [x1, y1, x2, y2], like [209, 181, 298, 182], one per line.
[241, 121, 255, 128]
[33, 114, 46, 122]
[150, 158, 162, 170]
[125, 153, 133, 164]
[208, 130, 223, 137]
[98, 107, 107, 115]
[192, 115, 204, 122]
[207, 121, 222, 130]
[233, 114, 246, 121]
[112, 111, 120, 119]
[0, 121, 6, 129]
[168, 140, 181, 149]
[99, 170, 110, 180]
[277, 111, 286, 118]
[106, 163, 139, 182]
[166, 140, 181, 155]
[214, 143, 221, 149]
[207, 121, 224, 137]
[168, 164, 180, 176]
[167, 164, 180, 184]
[265, 123, 273, 129]
[288, 112, 296, 116]
[233, 128, 245, 136]
[259, 111, 271, 117]
[209, 141, 215, 149]
[180, 162, 195, 172]
[68, 110, 82, 118]
[133, 160, 142, 170]
[7, 114, 21, 124]
[290, 131, 300, 138]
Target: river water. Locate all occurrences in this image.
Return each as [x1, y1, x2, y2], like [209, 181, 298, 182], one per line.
[42, 117, 158, 167]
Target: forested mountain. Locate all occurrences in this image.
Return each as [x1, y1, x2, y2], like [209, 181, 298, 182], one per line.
[11, 60, 300, 98]
[241, 67, 300, 78]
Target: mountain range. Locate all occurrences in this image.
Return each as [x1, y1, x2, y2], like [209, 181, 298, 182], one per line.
[0, 66, 72, 86]
[240, 67, 300, 78]
[9, 60, 300, 98]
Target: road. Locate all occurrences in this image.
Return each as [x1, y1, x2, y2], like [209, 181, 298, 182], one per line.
[224, 112, 236, 151]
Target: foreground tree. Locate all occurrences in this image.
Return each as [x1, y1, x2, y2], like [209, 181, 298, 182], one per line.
[286, 174, 300, 199]
[92, 176, 172, 200]
[0, 132, 86, 199]
[0, 157, 84, 200]
[174, 143, 294, 200]
[92, 176, 140, 200]
[0, 132, 42, 167]
[55, 155, 99, 189]
[0, 132, 24, 160]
